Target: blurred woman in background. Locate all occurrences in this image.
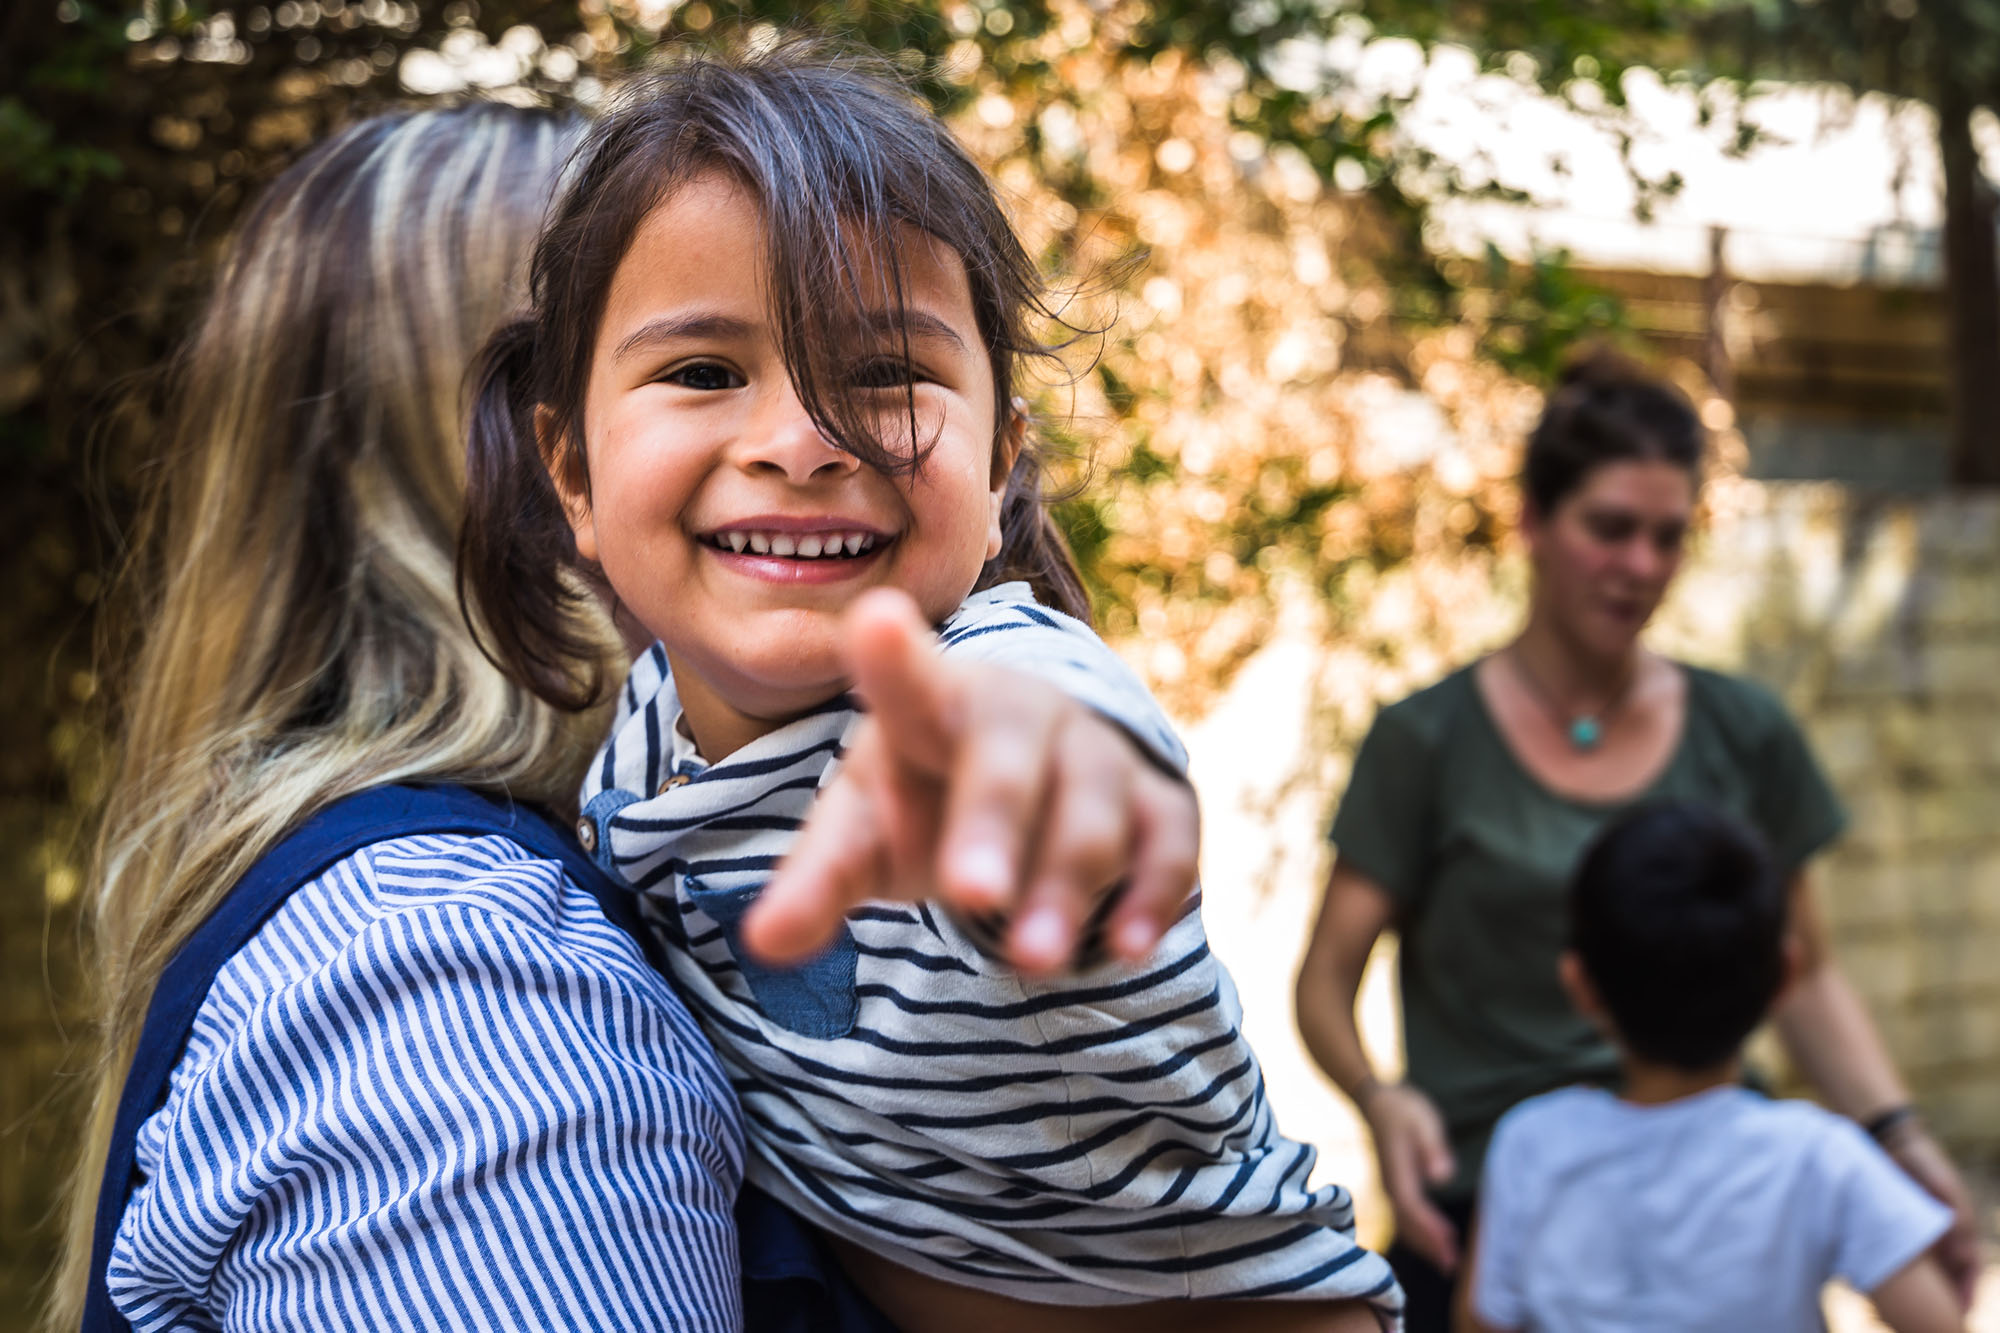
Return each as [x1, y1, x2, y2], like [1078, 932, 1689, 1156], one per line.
[1294, 353, 1978, 1333]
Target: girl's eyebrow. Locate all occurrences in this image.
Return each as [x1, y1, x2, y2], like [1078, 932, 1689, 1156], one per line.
[614, 311, 757, 362]
[859, 308, 967, 353]
[612, 309, 966, 362]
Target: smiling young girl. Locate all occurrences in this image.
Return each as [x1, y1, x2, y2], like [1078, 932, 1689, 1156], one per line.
[460, 42, 1399, 1333]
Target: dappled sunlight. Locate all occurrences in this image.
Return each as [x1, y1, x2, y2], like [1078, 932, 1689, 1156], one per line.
[10, 0, 2000, 1319]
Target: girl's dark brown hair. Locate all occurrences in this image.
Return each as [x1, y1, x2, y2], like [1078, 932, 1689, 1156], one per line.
[460, 36, 1089, 711]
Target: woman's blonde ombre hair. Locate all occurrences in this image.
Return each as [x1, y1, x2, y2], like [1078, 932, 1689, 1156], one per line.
[50, 103, 616, 1327]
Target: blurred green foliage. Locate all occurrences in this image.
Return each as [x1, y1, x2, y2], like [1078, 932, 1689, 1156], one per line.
[1361, 0, 2000, 476]
[1478, 243, 1635, 383]
[0, 0, 1633, 822]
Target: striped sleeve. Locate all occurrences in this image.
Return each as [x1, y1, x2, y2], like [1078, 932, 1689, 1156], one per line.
[941, 583, 1188, 774]
[107, 835, 746, 1333]
[933, 584, 1189, 963]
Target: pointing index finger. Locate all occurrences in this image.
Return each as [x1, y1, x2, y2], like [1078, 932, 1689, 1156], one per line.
[842, 588, 960, 779]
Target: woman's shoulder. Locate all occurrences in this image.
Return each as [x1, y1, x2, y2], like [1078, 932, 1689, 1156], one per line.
[1679, 662, 1802, 746]
[177, 830, 711, 1089]
[137, 828, 740, 1218]
[1367, 662, 1483, 749]
[224, 833, 643, 997]
[114, 829, 746, 1330]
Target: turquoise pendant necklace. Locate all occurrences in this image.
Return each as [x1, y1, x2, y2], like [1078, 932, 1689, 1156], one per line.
[1507, 646, 1637, 753]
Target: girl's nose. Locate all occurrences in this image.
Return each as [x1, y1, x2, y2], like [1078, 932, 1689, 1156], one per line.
[740, 390, 859, 484]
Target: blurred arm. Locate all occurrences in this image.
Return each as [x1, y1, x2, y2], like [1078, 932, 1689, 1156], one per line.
[1771, 870, 1908, 1115]
[1296, 858, 1460, 1272]
[1773, 868, 1979, 1308]
[1870, 1252, 1966, 1333]
[1295, 858, 1395, 1105]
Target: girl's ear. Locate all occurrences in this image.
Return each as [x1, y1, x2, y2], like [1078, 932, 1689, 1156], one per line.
[538, 404, 598, 563]
[986, 399, 1027, 563]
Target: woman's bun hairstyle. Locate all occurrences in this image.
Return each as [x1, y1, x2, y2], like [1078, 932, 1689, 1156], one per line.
[1522, 348, 1706, 516]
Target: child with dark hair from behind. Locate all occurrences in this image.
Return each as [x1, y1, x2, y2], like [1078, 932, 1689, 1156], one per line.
[1460, 800, 1962, 1333]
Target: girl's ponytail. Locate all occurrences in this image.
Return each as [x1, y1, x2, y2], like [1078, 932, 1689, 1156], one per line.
[459, 318, 612, 712]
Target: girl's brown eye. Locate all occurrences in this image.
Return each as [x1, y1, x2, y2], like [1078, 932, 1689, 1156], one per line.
[666, 362, 744, 391]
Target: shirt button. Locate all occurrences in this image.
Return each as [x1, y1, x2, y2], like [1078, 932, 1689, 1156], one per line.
[659, 773, 692, 794]
[575, 818, 598, 854]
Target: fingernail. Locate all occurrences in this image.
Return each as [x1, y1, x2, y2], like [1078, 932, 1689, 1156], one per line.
[1114, 918, 1156, 958]
[951, 844, 1011, 906]
[1014, 908, 1068, 967]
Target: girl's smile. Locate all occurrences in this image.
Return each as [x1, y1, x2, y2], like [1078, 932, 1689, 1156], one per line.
[696, 515, 895, 583]
[555, 172, 1016, 760]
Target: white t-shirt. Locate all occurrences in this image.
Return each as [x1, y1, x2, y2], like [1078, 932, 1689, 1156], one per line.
[1472, 1085, 1951, 1333]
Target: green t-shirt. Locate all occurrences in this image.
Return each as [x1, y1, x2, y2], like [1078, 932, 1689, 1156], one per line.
[1328, 663, 1847, 1201]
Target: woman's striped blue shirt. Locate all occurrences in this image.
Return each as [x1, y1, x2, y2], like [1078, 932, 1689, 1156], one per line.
[106, 831, 747, 1331]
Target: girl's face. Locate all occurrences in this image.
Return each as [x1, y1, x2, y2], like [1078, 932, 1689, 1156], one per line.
[559, 173, 1014, 756]
[1522, 458, 1695, 662]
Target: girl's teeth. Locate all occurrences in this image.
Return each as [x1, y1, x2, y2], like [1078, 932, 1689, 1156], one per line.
[715, 530, 881, 557]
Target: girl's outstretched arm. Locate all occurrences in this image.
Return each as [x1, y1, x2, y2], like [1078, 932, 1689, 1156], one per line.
[742, 588, 1199, 975]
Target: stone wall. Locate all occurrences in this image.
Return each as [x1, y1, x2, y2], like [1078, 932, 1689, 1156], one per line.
[1655, 483, 2000, 1152]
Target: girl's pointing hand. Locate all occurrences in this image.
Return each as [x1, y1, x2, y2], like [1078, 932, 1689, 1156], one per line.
[740, 588, 1200, 976]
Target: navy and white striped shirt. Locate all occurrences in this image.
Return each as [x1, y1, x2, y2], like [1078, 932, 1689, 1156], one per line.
[108, 831, 746, 1331]
[582, 583, 1403, 1315]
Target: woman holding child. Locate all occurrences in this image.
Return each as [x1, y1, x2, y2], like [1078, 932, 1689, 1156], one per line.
[1295, 356, 1979, 1331]
[65, 42, 1398, 1333]
[457, 47, 1398, 1332]
[58, 100, 844, 1333]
